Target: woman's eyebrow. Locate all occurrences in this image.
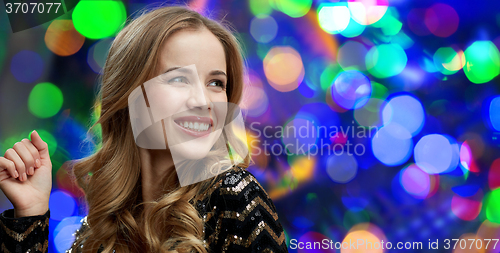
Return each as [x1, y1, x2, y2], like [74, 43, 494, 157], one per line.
[209, 70, 227, 77]
[163, 66, 190, 74]
[163, 67, 226, 77]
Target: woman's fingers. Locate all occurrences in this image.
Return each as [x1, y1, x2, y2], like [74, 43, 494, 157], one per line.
[0, 130, 48, 183]
[0, 156, 19, 179]
[13, 141, 35, 176]
[3, 149, 26, 181]
[30, 130, 49, 159]
[21, 138, 41, 170]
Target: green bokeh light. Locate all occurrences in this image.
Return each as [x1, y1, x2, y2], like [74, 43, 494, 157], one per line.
[72, 0, 126, 39]
[463, 41, 500, 84]
[391, 32, 414, 49]
[249, 0, 272, 16]
[380, 16, 402, 36]
[28, 82, 63, 118]
[306, 192, 318, 202]
[372, 7, 401, 36]
[370, 82, 388, 99]
[366, 43, 407, 78]
[433, 47, 459, 75]
[0, 130, 57, 157]
[28, 129, 57, 156]
[320, 63, 340, 91]
[2, 135, 23, 155]
[274, 0, 312, 18]
[340, 18, 365, 38]
[485, 188, 500, 223]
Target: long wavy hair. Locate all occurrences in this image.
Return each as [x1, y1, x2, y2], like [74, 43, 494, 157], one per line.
[69, 4, 250, 253]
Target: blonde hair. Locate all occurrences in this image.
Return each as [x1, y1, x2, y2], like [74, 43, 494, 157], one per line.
[70, 4, 250, 253]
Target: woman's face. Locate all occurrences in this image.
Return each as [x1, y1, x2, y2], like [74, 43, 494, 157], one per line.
[138, 27, 229, 161]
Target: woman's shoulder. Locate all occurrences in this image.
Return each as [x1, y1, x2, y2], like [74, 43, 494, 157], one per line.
[199, 165, 273, 205]
[198, 165, 288, 252]
[210, 165, 278, 216]
[220, 165, 265, 191]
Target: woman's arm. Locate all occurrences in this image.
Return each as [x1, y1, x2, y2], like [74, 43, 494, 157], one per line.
[206, 167, 288, 253]
[0, 208, 50, 253]
[0, 130, 53, 252]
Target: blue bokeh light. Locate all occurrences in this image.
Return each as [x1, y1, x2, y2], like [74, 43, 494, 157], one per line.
[10, 50, 44, 83]
[372, 122, 413, 166]
[382, 94, 425, 136]
[489, 96, 500, 131]
[414, 134, 460, 174]
[49, 190, 77, 221]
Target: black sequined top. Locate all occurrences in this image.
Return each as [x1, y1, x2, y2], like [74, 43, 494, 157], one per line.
[0, 166, 288, 253]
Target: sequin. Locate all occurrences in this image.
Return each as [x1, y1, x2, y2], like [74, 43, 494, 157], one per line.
[0, 216, 49, 242]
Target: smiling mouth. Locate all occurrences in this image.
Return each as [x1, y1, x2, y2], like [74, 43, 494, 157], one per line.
[173, 116, 213, 133]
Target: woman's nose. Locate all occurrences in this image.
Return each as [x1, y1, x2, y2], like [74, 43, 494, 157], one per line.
[186, 82, 211, 110]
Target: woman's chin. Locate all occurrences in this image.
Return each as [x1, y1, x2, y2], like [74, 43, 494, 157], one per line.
[169, 129, 224, 160]
[170, 142, 212, 161]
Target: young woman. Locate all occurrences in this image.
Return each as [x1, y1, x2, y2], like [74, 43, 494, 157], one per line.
[0, 5, 288, 253]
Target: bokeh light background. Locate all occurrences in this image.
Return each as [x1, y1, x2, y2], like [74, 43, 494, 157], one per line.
[1, 0, 500, 252]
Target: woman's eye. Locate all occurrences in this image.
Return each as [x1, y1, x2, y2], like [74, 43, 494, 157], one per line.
[208, 80, 226, 91]
[168, 76, 189, 84]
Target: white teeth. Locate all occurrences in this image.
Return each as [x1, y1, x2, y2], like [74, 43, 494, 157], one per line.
[178, 121, 210, 131]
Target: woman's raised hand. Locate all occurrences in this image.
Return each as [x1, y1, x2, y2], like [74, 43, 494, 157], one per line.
[0, 130, 52, 218]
